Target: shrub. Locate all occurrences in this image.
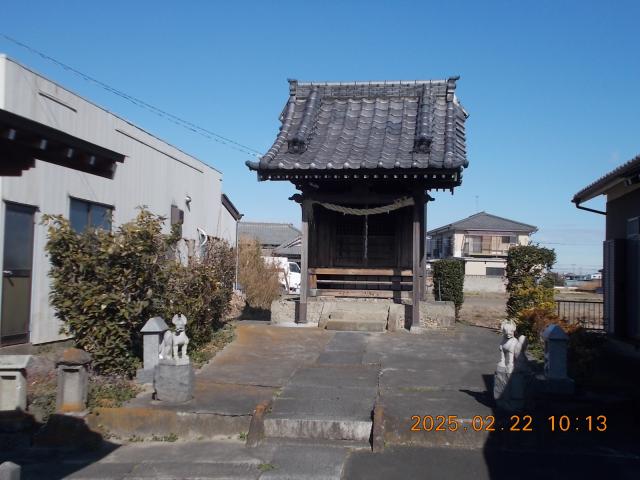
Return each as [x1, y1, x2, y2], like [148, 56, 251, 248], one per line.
[87, 376, 140, 409]
[506, 245, 556, 328]
[515, 305, 577, 343]
[238, 236, 281, 310]
[160, 238, 235, 352]
[432, 259, 465, 319]
[44, 209, 234, 376]
[567, 328, 606, 383]
[44, 210, 172, 376]
[548, 271, 566, 287]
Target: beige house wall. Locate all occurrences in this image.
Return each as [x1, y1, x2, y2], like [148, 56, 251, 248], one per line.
[464, 258, 507, 276]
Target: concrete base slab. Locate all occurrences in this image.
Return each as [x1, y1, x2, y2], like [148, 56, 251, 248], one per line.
[323, 332, 370, 352]
[268, 385, 377, 421]
[316, 351, 365, 365]
[380, 389, 495, 448]
[260, 443, 351, 480]
[325, 319, 387, 332]
[287, 365, 379, 389]
[264, 418, 372, 442]
[344, 445, 640, 480]
[199, 325, 332, 387]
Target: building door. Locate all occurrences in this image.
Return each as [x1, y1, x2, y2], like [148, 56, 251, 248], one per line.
[1, 203, 36, 345]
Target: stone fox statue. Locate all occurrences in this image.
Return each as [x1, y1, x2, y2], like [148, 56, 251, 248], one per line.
[159, 314, 190, 361]
[498, 320, 528, 374]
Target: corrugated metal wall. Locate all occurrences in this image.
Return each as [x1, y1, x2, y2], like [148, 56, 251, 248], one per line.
[0, 57, 234, 344]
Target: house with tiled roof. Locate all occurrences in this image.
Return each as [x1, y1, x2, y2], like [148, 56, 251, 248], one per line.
[247, 77, 469, 326]
[573, 153, 640, 340]
[238, 221, 301, 256]
[427, 212, 537, 288]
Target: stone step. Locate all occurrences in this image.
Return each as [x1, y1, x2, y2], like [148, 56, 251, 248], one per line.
[329, 307, 389, 322]
[320, 303, 391, 331]
[262, 365, 378, 445]
[264, 417, 372, 443]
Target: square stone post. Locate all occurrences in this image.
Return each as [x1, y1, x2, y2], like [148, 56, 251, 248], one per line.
[137, 316, 169, 383]
[542, 324, 569, 379]
[56, 348, 92, 413]
[0, 355, 31, 412]
[541, 324, 574, 394]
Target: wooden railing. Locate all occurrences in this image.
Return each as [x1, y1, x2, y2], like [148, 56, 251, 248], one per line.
[308, 267, 413, 298]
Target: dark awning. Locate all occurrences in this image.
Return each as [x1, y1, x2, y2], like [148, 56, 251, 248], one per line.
[0, 108, 125, 178]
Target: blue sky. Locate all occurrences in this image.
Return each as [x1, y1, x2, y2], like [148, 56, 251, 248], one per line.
[3, 0, 639, 272]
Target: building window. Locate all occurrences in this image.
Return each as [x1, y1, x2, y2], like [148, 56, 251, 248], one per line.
[465, 235, 482, 254]
[486, 267, 505, 277]
[70, 198, 113, 233]
[445, 236, 454, 257]
[434, 236, 443, 258]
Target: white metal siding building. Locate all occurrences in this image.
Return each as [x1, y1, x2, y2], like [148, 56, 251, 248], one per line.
[0, 55, 238, 345]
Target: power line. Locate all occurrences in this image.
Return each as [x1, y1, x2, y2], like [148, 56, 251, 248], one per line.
[0, 33, 264, 158]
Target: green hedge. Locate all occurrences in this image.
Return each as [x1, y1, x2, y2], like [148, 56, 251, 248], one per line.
[505, 244, 556, 319]
[44, 209, 234, 376]
[505, 244, 556, 341]
[432, 259, 465, 319]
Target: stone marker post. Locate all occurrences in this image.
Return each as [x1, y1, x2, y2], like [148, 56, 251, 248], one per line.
[56, 348, 92, 413]
[0, 461, 21, 480]
[137, 316, 169, 384]
[541, 324, 574, 394]
[0, 355, 31, 412]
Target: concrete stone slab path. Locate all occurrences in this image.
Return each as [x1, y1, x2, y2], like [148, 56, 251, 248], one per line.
[5, 322, 639, 478]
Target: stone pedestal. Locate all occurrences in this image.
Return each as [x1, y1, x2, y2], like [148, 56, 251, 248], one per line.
[154, 360, 194, 403]
[137, 316, 169, 384]
[56, 348, 91, 413]
[494, 365, 531, 412]
[0, 462, 21, 480]
[0, 355, 31, 412]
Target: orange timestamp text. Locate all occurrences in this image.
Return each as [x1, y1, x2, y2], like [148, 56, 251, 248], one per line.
[410, 415, 608, 432]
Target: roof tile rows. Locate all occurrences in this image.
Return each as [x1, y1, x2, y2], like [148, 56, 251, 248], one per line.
[573, 154, 640, 203]
[427, 212, 537, 235]
[238, 221, 301, 248]
[247, 79, 468, 173]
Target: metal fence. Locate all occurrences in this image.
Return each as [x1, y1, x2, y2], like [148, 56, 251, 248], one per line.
[555, 300, 604, 330]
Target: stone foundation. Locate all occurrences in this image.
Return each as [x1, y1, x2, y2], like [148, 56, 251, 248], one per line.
[270, 297, 455, 331]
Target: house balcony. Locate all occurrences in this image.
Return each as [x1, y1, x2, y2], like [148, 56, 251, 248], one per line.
[462, 249, 510, 257]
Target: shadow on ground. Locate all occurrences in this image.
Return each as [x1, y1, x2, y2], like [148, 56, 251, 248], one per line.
[468, 337, 640, 479]
[344, 326, 640, 479]
[0, 412, 120, 480]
